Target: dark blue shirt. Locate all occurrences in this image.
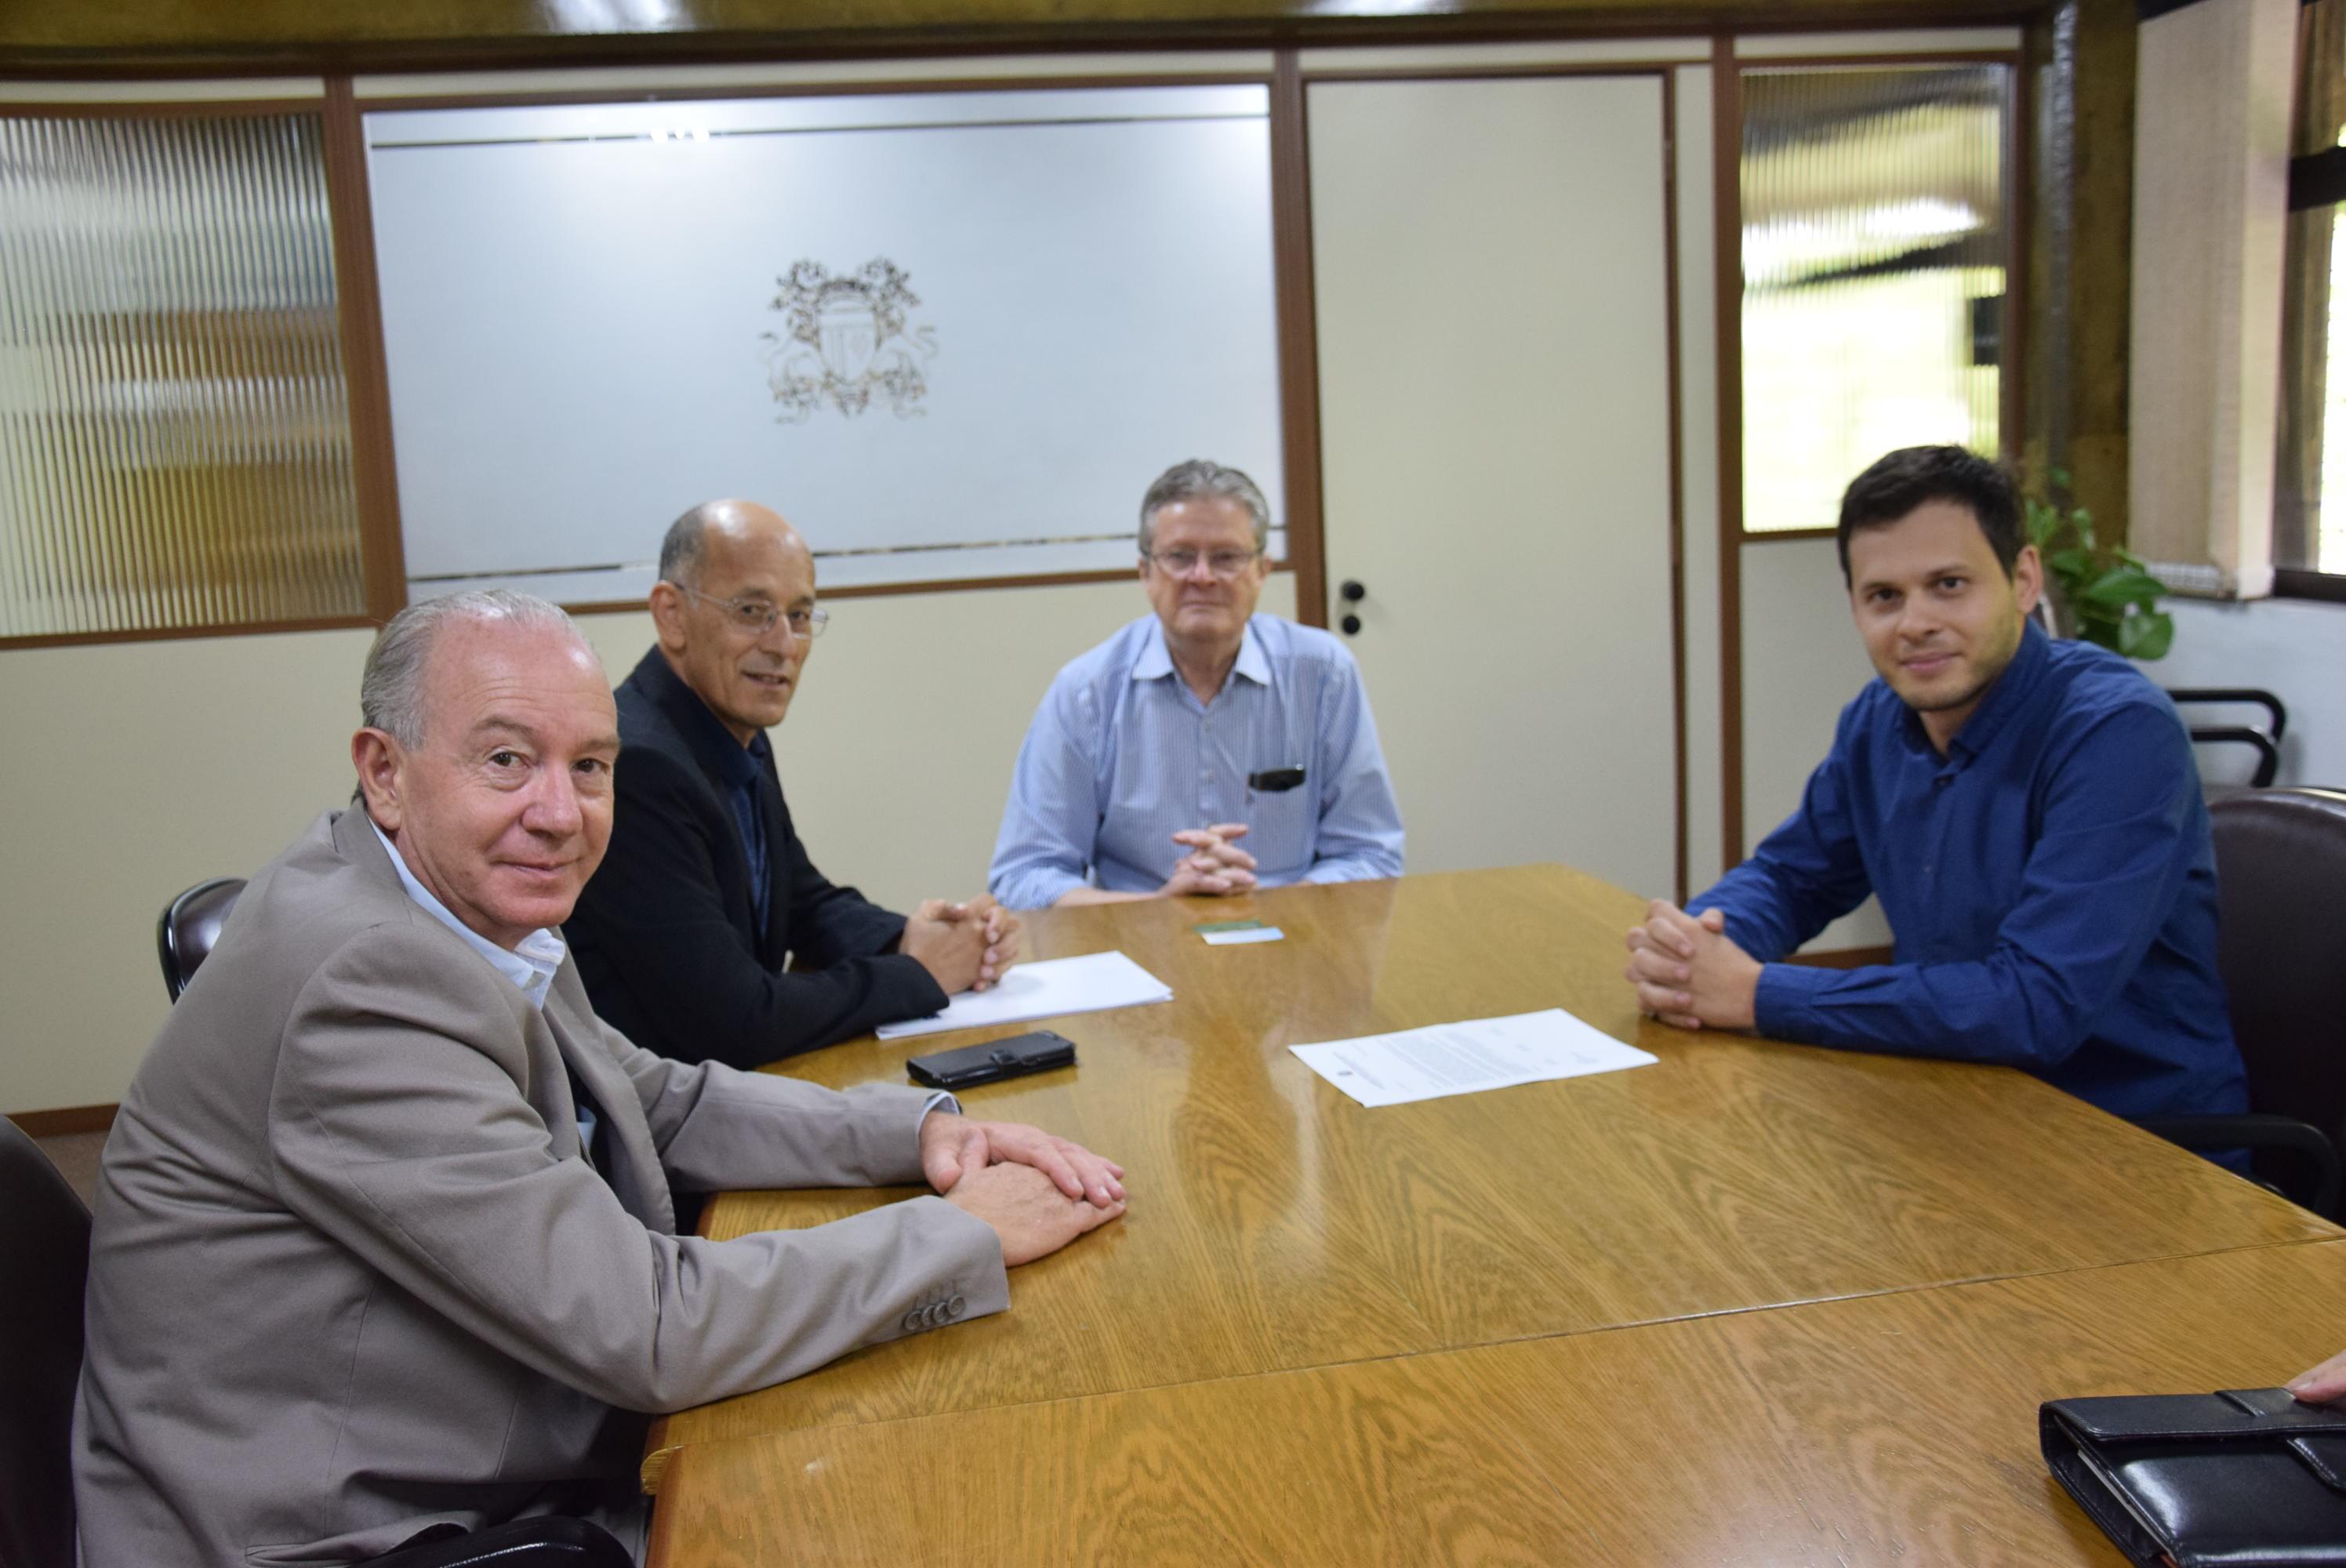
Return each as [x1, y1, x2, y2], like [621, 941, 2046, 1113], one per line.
[689, 710, 772, 941]
[1690, 622, 2246, 1122]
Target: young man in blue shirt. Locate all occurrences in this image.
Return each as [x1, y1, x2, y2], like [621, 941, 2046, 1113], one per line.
[1623, 446, 2246, 1122]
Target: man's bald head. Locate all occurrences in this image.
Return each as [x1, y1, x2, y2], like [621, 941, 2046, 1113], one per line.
[657, 499, 808, 591]
[649, 499, 820, 745]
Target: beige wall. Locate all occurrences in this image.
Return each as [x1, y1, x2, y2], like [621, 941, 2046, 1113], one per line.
[0, 575, 1289, 1113]
[1738, 537, 1894, 950]
[0, 626, 379, 1112]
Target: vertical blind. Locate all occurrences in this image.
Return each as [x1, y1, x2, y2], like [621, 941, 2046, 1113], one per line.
[1740, 64, 2010, 535]
[0, 111, 365, 640]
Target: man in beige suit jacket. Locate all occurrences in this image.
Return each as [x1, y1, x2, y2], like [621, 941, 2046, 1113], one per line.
[73, 590, 1124, 1566]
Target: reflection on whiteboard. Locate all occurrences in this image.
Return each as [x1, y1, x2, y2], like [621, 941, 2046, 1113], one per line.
[365, 87, 1284, 601]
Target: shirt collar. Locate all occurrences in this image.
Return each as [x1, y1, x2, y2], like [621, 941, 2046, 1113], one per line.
[367, 818, 565, 1010]
[717, 727, 772, 793]
[1131, 616, 1272, 689]
[1941, 618, 2051, 764]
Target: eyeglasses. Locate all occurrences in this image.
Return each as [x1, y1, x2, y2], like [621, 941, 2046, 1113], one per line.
[674, 585, 829, 641]
[1144, 547, 1262, 580]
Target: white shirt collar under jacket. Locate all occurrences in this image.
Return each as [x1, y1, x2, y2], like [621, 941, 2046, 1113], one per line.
[367, 818, 565, 1011]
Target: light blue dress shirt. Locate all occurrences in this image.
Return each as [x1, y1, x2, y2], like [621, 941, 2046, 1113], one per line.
[990, 614, 1405, 909]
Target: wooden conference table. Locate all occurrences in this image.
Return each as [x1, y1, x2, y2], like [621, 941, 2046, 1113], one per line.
[643, 865, 2341, 1565]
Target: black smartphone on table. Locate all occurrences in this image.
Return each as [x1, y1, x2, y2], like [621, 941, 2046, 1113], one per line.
[906, 1029, 1078, 1089]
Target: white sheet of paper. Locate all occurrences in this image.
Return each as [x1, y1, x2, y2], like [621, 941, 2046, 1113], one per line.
[1289, 1008, 1657, 1108]
[1200, 925, 1284, 946]
[875, 949, 1174, 1040]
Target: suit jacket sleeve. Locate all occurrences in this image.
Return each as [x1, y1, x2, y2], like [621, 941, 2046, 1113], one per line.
[584, 746, 946, 1069]
[267, 924, 1007, 1416]
[574, 969, 936, 1194]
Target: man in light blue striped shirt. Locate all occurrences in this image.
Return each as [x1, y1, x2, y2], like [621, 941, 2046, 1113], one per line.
[990, 459, 1404, 910]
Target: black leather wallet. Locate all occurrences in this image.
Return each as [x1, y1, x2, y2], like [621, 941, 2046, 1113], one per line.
[906, 1030, 1077, 1090]
[2041, 1387, 2346, 1566]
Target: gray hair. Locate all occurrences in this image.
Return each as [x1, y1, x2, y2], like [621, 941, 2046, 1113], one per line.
[1137, 459, 1272, 555]
[360, 590, 587, 749]
[658, 503, 717, 588]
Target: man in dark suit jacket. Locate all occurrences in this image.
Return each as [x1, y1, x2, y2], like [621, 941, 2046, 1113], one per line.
[566, 500, 1019, 1069]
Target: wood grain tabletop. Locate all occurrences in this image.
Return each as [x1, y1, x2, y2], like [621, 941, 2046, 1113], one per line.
[649, 1237, 2346, 1566]
[643, 866, 2331, 1495]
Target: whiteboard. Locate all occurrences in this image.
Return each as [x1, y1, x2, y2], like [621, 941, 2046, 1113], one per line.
[365, 86, 1284, 601]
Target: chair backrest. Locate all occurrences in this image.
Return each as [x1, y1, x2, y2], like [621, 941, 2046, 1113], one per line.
[157, 877, 246, 1001]
[2210, 788, 2346, 1147]
[0, 1118, 93, 1568]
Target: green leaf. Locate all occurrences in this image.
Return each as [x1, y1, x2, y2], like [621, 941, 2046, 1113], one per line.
[2118, 609, 2174, 661]
[2046, 547, 2095, 579]
[2080, 568, 2165, 608]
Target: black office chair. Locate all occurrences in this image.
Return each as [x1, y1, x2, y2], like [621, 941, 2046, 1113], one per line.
[0, 1116, 91, 1568]
[156, 877, 245, 1001]
[2134, 787, 2346, 1215]
[2166, 688, 2287, 789]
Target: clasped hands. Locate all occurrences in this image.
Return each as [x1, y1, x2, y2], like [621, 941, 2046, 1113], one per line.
[1160, 822, 1258, 898]
[900, 894, 1021, 995]
[920, 1110, 1126, 1266]
[1622, 898, 1763, 1032]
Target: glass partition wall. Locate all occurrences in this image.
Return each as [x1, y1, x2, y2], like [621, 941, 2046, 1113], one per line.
[1740, 63, 2014, 535]
[0, 111, 366, 640]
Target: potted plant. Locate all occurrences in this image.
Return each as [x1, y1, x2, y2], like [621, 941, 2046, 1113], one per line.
[2025, 477, 2174, 660]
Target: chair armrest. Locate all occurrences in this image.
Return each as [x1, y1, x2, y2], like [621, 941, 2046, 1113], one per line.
[2184, 725, 2281, 787]
[2130, 1112, 2340, 1216]
[2163, 687, 2288, 744]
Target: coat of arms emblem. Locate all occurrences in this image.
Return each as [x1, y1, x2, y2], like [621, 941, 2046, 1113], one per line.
[759, 258, 937, 422]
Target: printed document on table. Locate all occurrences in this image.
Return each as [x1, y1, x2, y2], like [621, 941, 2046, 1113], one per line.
[1289, 1008, 1657, 1108]
[876, 950, 1174, 1040]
